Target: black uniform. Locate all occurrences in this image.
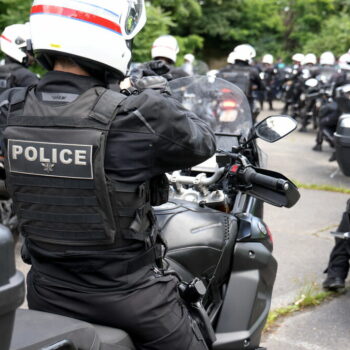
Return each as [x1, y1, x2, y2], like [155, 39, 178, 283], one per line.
[0, 71, 216, 349]
[325, 200, 350, 281]
[0, 61, 38, 92]
[218, 60, 264, 117]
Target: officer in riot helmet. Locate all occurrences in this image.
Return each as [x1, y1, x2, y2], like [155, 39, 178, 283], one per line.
[317, 51, 338, 85]
[182, 53, 195, 76]
[0, 23, 38, 91]
[292, 53, 304, 68]
[261, 54, 277, 110]
[0, 1, 216, 349]
[301, 53, 319, 79]
[150, 35, 189, 79]
[218, 44, 264, 118]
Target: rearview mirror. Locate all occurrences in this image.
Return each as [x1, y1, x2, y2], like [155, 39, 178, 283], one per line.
[255, 115, 297, 143]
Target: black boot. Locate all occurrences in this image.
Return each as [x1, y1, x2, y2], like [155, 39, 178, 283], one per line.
[323, 276, 345, 291]
[329, 152, 336, 162]
[312, 144, 322, 151]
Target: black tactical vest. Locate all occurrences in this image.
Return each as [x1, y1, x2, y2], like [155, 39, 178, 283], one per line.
[0, 64, 21, 93]
[3, 87, 156, 251]
[219, 67, 251, 96]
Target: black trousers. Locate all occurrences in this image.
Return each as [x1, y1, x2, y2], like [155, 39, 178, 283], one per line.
[326, 210, 350, 279]
[315, 103, 339, 146]
[27, 269, 208, 350]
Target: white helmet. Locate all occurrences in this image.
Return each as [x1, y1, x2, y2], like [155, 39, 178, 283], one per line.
[302, 53, 317, 65]
[339, 53, 350, 70]
[292, 53, 304, 63]
[262, 54, 274, 65]
[233, 44, 256, 63]
[227, 51, 237, 64]
[320, 51, 335, 65]
[184, 53, 195, 64]
[30, 0, 146, 79]
[0, 23, 31, 65]
[151, 35, 179, 64]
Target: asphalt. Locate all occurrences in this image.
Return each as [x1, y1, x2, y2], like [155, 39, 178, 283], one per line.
[259, 103, 350, 349]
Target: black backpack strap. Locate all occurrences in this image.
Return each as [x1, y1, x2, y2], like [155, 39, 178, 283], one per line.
[89, 89, 127, 126]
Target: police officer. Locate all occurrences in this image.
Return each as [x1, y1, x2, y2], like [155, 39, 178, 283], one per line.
[218, 44, 264, 120]
[0, 23, 38, 91]
[0, 1, 216, 349]
[260, 54, 277, 111]
[312, 54, 350, 154]
[151, 35, 189, 79]
[323, 199, 350, 291]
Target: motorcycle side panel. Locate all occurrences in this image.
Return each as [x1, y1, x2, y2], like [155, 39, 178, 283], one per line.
[156, 200, 238, 284]
[214, 242, 277, 350]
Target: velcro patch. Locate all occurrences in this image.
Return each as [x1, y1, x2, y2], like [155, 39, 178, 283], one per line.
[8, 139, 93, 179]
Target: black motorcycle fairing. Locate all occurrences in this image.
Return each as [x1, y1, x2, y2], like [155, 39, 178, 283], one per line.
[155, 199, 238, 286]
[214, 242, 277, 350]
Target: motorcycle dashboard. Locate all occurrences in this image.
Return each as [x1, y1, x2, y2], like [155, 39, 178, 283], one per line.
[169, 76, 253, 150]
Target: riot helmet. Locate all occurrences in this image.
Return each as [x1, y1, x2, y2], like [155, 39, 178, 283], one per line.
[151, 35, 179, 65]
[302, 53, 317, 66]
[29, 0, 146, 82]
[0, 23, 31, 66]
[320, 51, 335, 66]
[262, 54, 274, 65]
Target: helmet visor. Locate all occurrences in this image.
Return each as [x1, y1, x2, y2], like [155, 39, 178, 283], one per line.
[123, 0, 145, 38]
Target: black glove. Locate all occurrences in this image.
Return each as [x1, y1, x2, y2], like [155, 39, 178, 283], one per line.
[132, 76, 171, 94]
[130, 60, 173, 81]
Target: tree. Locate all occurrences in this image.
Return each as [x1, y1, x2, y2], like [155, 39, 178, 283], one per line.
[302, 13, 350, 56]
[0, 0, 32, 28]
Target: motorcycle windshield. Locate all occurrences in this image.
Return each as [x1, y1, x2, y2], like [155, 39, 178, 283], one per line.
[169, 76, 252, 150]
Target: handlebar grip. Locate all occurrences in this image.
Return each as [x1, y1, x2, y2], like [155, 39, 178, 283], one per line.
[243, 168, 290, 192]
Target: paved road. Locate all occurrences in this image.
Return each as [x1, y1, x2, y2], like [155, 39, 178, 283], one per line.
[259, 104, 350, 349]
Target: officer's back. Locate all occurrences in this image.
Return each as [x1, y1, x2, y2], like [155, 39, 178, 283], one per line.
[0, 2, 214, 349]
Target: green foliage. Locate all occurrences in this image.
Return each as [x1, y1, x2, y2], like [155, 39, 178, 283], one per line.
[302, 13, 350, 56]
[133, 4, 203, 65]
[0, 0, 32, 28]
[0, 0, 349, 67]
[133, 5, 174, 63]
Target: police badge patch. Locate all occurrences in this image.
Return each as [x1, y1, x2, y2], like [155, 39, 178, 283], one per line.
[8, 139, 93, 179]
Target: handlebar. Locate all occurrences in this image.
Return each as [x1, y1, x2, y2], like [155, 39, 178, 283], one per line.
[241, 167, 290, 192]
[167, 168, 225, 186]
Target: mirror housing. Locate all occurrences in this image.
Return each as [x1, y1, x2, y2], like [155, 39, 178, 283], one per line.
[255, 115, 297, 143]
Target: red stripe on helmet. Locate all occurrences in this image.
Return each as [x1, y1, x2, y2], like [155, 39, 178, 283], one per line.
[31, 5, 122, 35]
[1, 35, 12, 43]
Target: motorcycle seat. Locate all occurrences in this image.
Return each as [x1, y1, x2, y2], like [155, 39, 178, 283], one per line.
[10, 309, 135, 350]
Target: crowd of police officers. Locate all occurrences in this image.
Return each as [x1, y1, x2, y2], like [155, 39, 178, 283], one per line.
[0, 12, 349, 348]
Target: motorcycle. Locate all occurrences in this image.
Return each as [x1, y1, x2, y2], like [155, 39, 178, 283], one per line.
[334, 84, 350, 176]
[2, 76, 300, 350]
[281, 67, 303, 118]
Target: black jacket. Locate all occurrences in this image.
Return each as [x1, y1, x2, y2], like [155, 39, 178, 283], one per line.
[218, 61, 264, 96]
[0, 63, 39, 88]
[0, 71, 216, 289]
